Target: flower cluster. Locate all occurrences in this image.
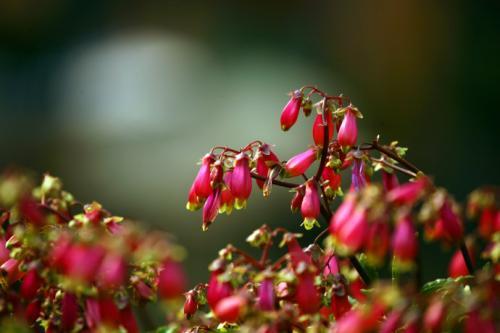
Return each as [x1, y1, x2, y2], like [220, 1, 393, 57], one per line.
[0, 170, 186, 332]
[183, 86, 499, 332]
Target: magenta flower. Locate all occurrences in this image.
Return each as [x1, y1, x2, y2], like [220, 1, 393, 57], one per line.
[392, 215, 418, 264]
[336, 208, 368, 254]
[284, 147, 317, 177]
[290, 188, 304, 213]
[387, 177, 428, 205]
[230, 152, 252, 209]
[191, 153, 215, 199]
[20, 268, 41, 300]
[312, 111, 334, 146]
[337, 108, 358, 147]
[97, 253, 127, 289]
[301, 180, 321, 230]
[184, 292, 198, 318]
[351, 158, 367, 191]
[258, 278, 275, 311]
[61, 293, 79, 331]
[207, 272, 233, 311]
[382, 170, 399, 192]
[158, 260, 186, 300]
[280, 90, 303, 131]
[329, 193, 356, 235]
[295, 272, 320, 314]
[202, 188, 221, 230]
[214, 294, 247, 323]
[439, 199, 464, 242]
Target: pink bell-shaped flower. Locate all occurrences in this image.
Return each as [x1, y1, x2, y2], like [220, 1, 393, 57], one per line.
[337, 108, 358, 147]
[230, 152, 252, 209]
[284, 148, 317, 178]
[280, 90, 303, 131]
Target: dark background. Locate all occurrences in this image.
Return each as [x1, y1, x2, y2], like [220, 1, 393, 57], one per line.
[1, 0, 499, 285]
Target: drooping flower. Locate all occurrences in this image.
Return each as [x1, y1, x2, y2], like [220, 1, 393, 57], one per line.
[158, 260, 186, 299]
[284, 148, 317, 178]
[312, 111, 334, 146]
[365, 221, 391, 265]
[61, 293, 79, 331]
[191, 153, 215, 200]
[448, 246, 474, 278]
[439, 199, 464, 242]
[322, 166, 342, 198]
[301, 180, 321, 230]
[219, 172, 234, 215]
[337, 107, 358, 147]
[329, 193, 356, 235]
[382, 170, 399, 192]
[351, 158, 367, 191]
[387, 177, 428, 205]
[63, 244, 105, 283]
[258, 278, 275, 311]
[392, 215, 418, 266]
[202, 188, 221, 230]
[184, 292, 198, 318]
[119, 304, 139, 333]
[280, 90, 303, 131]
[290, 188, 304, 213]
[295, 272, 320, 314]
[186, 184, 202, 211]
[214, 294, 247, 323]
[424, 299, 446, 333]
[97, 253, 127, 289]
[335, 208, 368, 254]
[207, 272, 233, 311]
[230, 152, 252, 209]
[20, 268, 41, 300]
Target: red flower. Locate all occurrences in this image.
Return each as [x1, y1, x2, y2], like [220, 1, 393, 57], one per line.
[280, 90, 303, 131]
[61, 293, 79, 331]
[184, 292, 198, 318]
[448, 246, 474, 278]
[336, 208, 368, 254]
[290, 189, 304, 213]
[392, 216, 418, 264]
[330, 193, 356, 235]
[219, 172, 234, 215]
[214, 295, 247, 323]
[301, 180, 321, 230]
[382, 170, 399, 192]
[97, 253, 127, 289]
[322, 166, 342, 197]
[230, 152, 252, 209]
[439, 200, 463, 242]
[158, 260, 186, 299]
[295, 272, 320, 314]
[191, 153, 215, 200]
[20, 268, 41, 300]
[284, 148, 317, 177]
[424, 299, 446, 333]
[312, 111, 334, 146]
[337, 108, 358, 147]
[258, 278, 275, 311]
[387, 177, 428, 206]
[202, 188, 221, 230]
[207, 272, 233, 310]
[365, 222, 390, 265]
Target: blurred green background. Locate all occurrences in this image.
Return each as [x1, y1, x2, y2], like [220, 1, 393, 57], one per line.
[1, 1, 499, 285]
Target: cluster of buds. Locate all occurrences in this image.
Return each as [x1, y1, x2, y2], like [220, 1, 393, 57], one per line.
[0, 170, 186, 332]
[182, 86, 499, 332]
[166, 226, 368, 332]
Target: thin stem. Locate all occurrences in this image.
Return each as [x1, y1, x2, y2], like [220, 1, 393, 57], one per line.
[315, 97, 329, 182]
[250, 172, 300, 189]
[38, 203, 72, 222]
[371, 141, 421, 174]
[459, 241, 474, 275]
[231, 246, 263, 270]
[369, 157, 417, 178]
[313, 228, 330, 245]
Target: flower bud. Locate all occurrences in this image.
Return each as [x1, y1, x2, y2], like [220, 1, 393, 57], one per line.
[439, 200, 463, 242]
[284, 148, 317, 178]
[392, 216, 418, 265]
[312, 111, 334, 146]
[336, 208, 368, 254]
[186, 184, 202, 211]
[207, 273, 233, 310]
[158, 260, 186, 300]
[230, 153, 252, 209]
[322, 167, 341, 197]
[280, 90, 302, 131]
[351, 158, 367, 191]
[202, 188, 221, 230]
[119, 305, 139, 333]
[61, 293, 79, 331]
[329, 193, 356, 235]
[97, 253, 127, 289]
[295, 272, 320, 314]
[365, 221, 390, 265]
[448, 246, 474, 278]
[424, 299, 446, 333]
[214, 295, 247, 323]
[20, 268, 41, 300]
[337, 108, 358, 147]
[387, 177, 428, 205]
[219, 171, 234, 215]
[191, 153, 215, 200]
[25, 300, 41, 324]
[184, 292, 198, 318]
[301, 180, 321, 230]
[258, 278, 275, 311]
[382, 170, 399, 192]
[290, 189, 304, 213]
